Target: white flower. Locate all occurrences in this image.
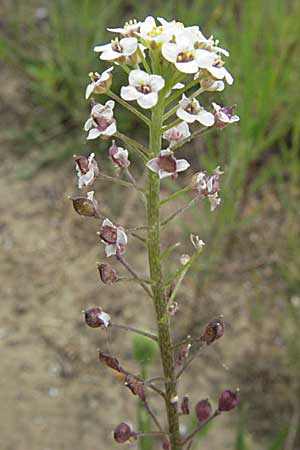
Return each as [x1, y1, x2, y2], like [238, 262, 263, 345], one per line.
[85, 67, 113, 100]
[121, 69, 165, 109]
[192, 166, 223, 212]
[107, 19, 141, 37]
[199, 76, 225, 92]
[138, 16, 183, 44]
[177, 95, 215, 127]
[162, 33, 216, 74]
[206, 62, 233, 85]
[162, 122, 191, 147]
[84, 100, 117, 139]
[109, 141, 130, 169]
[74, 153, 99, 189]
[94, 37, 138, 61]
[146, 149, 190, 179]
[99, 218, 128, 257]
[212, 103, 240, 128]
[190, 234, 205, 251]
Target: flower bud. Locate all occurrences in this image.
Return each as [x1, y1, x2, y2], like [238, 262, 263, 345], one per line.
[114, 422, 133, 443]
[98, 351, 122, 372]
[180, 395, 190, 415]
[195, 399, 212, 422]
[98, 263, 118, 284]
[84, 307, 111, 328]
[201, 316, 225, 345]
[74, 155, 89, 174]
[180, 254, 190, 265]
[218, 389, 239, 412]
[71, 191, 99, 217]
[176, 343, 191, 366]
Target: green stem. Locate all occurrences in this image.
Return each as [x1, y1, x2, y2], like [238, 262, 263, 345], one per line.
[115, 131, 149, 161]
[147, 104, 181, 450]
[160, 185, 193, 206]
[108, 89, 150, 126]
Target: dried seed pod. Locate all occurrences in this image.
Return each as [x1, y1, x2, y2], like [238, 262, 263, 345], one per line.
[71, 191, 99, 217]
[162, 438, 170, 450]
[195, 399, 212, 422]
[180, 395, 190, 415]
[201, 316, 225, 345]
[84, 307, 111, 328]
[98, 263, 118, 284]
[218, 389, 239, 412]
[176, 343, 191, 367]
[124, 374, 146, 401]
[98, 351, 122, 372]
[113, 422, 133, 443]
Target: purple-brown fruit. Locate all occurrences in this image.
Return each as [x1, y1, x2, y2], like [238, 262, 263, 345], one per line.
[218, 389, 239, 412]
[195, 399, 212, 422]
[114, 422, 132, 443]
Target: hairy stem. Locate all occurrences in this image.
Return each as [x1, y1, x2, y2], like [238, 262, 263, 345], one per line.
[147, 103, 181, 450]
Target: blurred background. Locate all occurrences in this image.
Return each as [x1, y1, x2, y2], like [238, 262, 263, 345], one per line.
[1, 0, 300, 449]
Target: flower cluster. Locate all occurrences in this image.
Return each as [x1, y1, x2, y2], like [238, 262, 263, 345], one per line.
[72, 14, 240, 450]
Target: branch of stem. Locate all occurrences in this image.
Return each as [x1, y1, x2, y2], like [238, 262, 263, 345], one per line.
[181, 410, 220, 446]
[107, 89, 150, 126]
[116, 254, 153, 298]
[110, 322, 158, 342]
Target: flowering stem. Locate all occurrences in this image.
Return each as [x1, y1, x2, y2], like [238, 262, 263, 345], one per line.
[162, 118, 181, 132]
[181, 410, 220, 446]
[164, 76, 200, 108]
[98, 172, 144, 191]
[137, 46, 151, 74]
[161, 196, 201, 228]
[171, 127, 212, 152]
[160, 185, 193, 206]
[165, 251, 199, 314]
[176, 341, 206, 379]
[143, 400, 164, 432]
[124, 168, 146, 204]
[115, 131, 149, 160]
[116, 254, 153, 298]
[135, 431, 168, 437]
[110, 322, 158, 342]
[147, 103, 181, 450]
[107, 89, 150, 127]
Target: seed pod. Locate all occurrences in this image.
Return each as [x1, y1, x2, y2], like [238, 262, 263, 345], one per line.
[124, 374, 146, 401]
[71, 191, 99, 217]
[195, 399, 212, 422]
[84, 307, 111, 328]
[98, 263, 118, 284]
[201, 317, 225, 345]
[162, 438, 170, 450]
[98, 351, 122, 372]
[113, 422, 132, 443]
[218, 389, 239, 412]
[180, 395, 190, 415]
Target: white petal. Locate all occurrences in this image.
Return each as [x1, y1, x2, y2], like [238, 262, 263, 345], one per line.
[137, 92, 158, 109]
[149, 74, 165, 92]
[175, 60, 199, 74]
[94, 43, 111, 52]
[172, 82, 185, 90]
[84, 117, 93, 131]
[129, 69, 149, 86]
[102, 218, 115, 227]
[196, 110, 215, 127]
[146, 158, 160, 173]
[105, 244, 117, 257]
[87, 128, 101, 140]
[176, 159, 190, 172]
[100, 49, 122, 61]
[121, 85, 140, 101]
[195, 49, 216, 68]
[117, 229, 128, 246]
[176, 108, 196, 124]
[212, 102, 221, 112]
[159, 169, 173, 179]
[85, 83, 94, 100]
[99, 311, 111, 327]
[101, 121, 117, 136]
[162, 43, 178, 63]
[224, 68, 234, 85]
[120, 37, 138, 55]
